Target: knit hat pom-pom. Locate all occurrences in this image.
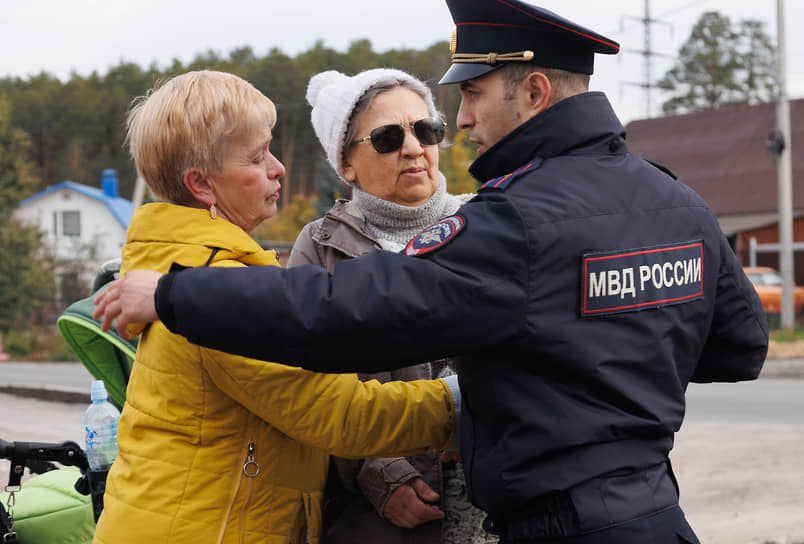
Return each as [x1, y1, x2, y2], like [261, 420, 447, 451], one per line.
[306, 71, 349, 107]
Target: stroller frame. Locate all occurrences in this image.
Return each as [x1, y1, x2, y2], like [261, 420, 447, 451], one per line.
[0, 438, 107, 542]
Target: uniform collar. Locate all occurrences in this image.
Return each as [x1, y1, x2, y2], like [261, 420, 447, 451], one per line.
[469, 92, 625, 182]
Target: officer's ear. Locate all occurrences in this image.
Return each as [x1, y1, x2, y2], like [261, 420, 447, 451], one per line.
[524, 71, 552, 115]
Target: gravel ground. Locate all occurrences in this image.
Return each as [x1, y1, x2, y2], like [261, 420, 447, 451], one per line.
[766, 339, 804, 361]
[671, 356, 804, 544]
[673, 421, 804, 544]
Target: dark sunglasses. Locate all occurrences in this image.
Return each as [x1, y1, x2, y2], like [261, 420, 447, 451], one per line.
[350, 117, 446, 154]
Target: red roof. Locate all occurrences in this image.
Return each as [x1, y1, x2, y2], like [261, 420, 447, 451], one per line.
[624, 99, 804, 216]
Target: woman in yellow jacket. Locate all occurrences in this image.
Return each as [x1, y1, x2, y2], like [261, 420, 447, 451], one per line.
[92, 70, 459, 544]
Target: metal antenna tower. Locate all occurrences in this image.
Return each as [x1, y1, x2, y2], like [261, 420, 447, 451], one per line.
[619, 0, 674, 118]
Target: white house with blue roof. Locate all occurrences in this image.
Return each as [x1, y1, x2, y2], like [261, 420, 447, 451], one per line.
[14, 169, 133, 302]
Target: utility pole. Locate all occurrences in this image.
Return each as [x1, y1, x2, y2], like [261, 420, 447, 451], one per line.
[620, 0, 673, 118]
[775, 0, 796, 329]
[642, 0, 653, 115]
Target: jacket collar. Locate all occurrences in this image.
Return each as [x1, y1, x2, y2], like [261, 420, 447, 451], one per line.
[121, 202, 280, 338]
[123, 202, 280, 272]
[321, 200, 371, 234]
[469, 92, 625, 182]
[314, 200, 381, 258]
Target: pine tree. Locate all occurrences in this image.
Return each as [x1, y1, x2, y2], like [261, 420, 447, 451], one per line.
[658, 11, 777, 115]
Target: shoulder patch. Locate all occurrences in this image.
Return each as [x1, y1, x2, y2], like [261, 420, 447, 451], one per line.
[405, 215, 465, 256]
[480, 159, 542, 191]
[581, 240, 704, 317]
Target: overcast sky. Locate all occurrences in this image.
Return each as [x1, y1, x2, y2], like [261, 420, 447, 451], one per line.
[2, 0, 802, 124]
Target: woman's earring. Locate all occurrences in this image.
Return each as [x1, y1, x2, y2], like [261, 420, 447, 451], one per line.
[210, 203, 217, 219]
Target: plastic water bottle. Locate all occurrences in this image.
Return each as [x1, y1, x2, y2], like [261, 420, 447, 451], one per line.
[83, 380, 120, 471]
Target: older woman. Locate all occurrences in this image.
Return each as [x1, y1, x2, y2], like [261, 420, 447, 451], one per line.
[289, 69, 496, 544]
[92, 70, 460, 544]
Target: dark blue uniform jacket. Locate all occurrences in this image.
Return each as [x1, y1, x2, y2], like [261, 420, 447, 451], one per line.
[157, 92, 768, 517]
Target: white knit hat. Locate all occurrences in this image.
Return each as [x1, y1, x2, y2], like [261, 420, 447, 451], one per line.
[306, 68, 438, 183]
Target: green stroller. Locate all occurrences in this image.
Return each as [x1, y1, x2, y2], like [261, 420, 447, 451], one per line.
[57, 259, 137, 410]
[0, 260, 137, 543]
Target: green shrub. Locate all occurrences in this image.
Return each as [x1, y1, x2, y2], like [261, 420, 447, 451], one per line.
[3, 325, 78, 362]
[770, 325, 804, 343]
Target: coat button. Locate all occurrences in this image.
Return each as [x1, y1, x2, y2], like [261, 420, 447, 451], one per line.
[609, 138, 623, 153]
[321, 232, 331, 240]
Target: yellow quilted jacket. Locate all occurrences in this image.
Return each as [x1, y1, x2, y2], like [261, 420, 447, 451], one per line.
[93, 203, 456, 544]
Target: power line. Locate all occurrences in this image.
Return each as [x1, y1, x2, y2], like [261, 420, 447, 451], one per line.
[656, 0, 715, 19]
[609, 0, 715, 36]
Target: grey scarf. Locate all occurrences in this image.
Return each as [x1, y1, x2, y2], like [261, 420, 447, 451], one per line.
[352, 173, 462, 252]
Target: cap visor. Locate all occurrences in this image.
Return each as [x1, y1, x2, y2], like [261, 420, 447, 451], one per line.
[438, 63, 499, 85]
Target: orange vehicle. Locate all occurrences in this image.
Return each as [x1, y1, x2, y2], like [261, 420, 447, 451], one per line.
[742, 266, 804, 316]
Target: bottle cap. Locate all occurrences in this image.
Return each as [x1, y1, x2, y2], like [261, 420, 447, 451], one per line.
[90, 380, 108, 401]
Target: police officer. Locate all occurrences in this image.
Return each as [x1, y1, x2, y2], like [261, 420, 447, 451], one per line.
[95, 1, 769, 542]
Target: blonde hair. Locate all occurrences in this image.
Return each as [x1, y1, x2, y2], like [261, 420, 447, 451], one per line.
[126, 70, 277, 205]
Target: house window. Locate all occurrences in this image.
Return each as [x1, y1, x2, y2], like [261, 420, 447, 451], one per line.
[62, 211, 81, 236]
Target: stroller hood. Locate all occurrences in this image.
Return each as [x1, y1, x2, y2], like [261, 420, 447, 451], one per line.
[57, 260, 137, 409]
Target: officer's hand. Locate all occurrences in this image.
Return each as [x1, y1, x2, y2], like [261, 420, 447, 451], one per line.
[92, 270, 162, 338]
[383, 477, 444, 528]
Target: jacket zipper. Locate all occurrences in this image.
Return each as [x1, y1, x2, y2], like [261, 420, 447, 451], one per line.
[305, 494, 312, 543]
[238, 441, 260, 544]
[216, 439, 260, 544]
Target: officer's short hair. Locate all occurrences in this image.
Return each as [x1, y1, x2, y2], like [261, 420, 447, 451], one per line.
[126, 70, 277, 205]
[500, 63, 590, 103]
[343, 80, 442, 161]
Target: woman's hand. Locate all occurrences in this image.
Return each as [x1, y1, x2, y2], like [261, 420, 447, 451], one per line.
[383, 477, 444, 528]
[440, 450, 461, 462]
[92, 270, 163, 338]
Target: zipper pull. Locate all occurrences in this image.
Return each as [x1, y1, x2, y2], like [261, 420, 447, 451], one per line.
[243, 442, 260, 478]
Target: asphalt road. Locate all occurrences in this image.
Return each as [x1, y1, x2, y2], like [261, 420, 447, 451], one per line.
[0, 361, 94, 393]
[685, 378, 804, 425]
[2, 360, 803, 425]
